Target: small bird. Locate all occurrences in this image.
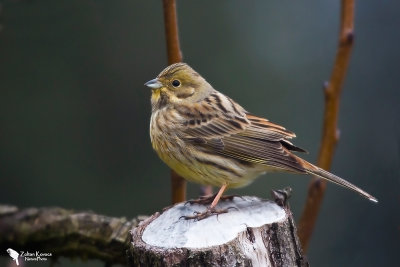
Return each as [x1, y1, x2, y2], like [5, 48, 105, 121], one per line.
[7, 248, 19, 266]
[145, 63, 377, 219]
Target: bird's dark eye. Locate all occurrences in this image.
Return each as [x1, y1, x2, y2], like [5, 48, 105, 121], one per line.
[172, 80, 181, 87]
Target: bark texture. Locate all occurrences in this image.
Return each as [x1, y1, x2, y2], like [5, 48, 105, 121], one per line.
[0, 205, 145, 265]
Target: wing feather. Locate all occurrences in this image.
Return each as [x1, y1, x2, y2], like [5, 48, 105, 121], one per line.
[177, 93, 307, 172]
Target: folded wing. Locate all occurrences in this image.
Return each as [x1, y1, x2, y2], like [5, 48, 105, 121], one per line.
[178, 94, 307, 173]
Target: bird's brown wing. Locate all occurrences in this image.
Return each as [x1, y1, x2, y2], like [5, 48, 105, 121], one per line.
[222, 114, 307, 172]
[179, 101, 307, 173]
[244, 114, 307, 153]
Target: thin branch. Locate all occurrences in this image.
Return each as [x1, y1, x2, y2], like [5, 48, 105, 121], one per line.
[162, 0, 182, 64]
[170, 170, 186, 204]
[298, 0, 355, 252]
[0, 205, 145, 265]
[162, 0, 186, 204]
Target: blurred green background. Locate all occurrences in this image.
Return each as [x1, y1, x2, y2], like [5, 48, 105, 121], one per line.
[0, 0, 399, 266]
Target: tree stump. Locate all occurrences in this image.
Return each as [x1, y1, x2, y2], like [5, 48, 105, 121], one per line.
[129, 194, 308, 266]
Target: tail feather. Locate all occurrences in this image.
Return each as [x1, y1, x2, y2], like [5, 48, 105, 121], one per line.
[300, 160, 378, 203]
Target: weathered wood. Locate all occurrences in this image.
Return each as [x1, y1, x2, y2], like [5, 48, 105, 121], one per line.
[0, 205, 146, 265]
[129, 195, 308, 266]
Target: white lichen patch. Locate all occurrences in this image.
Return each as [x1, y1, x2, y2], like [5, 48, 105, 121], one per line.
[142, 196, 286, 249]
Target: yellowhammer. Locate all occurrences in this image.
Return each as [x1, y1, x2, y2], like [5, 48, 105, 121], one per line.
[145, 63, 377, 220]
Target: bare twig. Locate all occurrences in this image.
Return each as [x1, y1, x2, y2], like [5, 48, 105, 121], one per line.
[0, 205, 145, 265]
[298, 0, 355, 252]
[170, 170, 186, 204]
[162, 0, 182, 63]
[162, 0, 187, 204]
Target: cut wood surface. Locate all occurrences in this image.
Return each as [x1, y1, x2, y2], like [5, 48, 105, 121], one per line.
[130, 196, 309, 266]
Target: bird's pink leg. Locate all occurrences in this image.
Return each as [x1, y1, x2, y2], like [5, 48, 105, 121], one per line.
[183, 184, 231, 221]
[210, 184, 227, 208]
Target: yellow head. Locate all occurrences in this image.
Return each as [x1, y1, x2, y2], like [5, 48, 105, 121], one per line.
[145, 63, 213, 111]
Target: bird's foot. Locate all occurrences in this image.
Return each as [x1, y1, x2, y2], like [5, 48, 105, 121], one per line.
[181, 206, 237, 221]
[186, 194, 238, 206]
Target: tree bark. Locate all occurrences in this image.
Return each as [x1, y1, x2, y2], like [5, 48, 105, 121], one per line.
[129, 195, 308, 267]
[0, 205, 145, 265]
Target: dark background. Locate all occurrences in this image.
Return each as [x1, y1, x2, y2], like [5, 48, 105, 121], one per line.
[1, 1, 399, 266]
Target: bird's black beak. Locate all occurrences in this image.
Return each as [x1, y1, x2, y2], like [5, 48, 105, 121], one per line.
[144, 78, 162, 89]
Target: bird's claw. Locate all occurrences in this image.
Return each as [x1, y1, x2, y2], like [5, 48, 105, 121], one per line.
[181, 207, 231, 221]
[185, 194, 217, 206]
[185, 194, 238, 206]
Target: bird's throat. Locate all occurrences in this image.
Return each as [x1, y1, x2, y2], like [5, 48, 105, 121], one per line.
[151, 89, 169, 111]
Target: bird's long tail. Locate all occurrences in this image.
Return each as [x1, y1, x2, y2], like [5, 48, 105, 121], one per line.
[299, 159, 378, 203]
